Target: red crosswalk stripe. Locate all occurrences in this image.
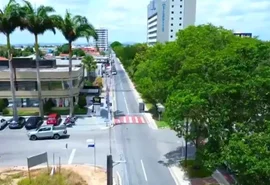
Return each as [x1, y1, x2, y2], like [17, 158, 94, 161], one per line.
[114, 115, 146, 125]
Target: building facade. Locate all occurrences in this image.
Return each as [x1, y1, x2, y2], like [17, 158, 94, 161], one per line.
[0, 57, 84, 107]
[93, 28, 109, 51]
[147, 0, 196, 45]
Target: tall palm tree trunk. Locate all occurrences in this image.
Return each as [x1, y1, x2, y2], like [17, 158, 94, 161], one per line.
[34, 34, 44, 118]
[7, 34, 18, 120]
[68, 41, 74, 117]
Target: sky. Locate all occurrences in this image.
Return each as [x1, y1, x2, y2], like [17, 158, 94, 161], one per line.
[0, 0, 270, 44]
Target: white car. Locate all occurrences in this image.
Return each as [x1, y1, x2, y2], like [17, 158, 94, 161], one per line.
[27, 125, 68, 140]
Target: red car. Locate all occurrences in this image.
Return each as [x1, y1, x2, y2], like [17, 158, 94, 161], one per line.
[47, 113, 61, 125]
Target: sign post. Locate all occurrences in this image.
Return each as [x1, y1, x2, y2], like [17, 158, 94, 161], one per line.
[86, 139, 96, 170]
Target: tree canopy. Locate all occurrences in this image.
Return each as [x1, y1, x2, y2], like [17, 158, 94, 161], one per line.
[112, 23, 270, 184]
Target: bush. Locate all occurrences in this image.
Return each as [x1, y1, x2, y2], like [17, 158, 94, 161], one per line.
[2, 108, 9, 115]
[43, 98, 55, 112]
[3, 98, 8, 108]
[93, 77, 103, 88]
[78, 95, 86, 109]
[0, 99, 8, 112]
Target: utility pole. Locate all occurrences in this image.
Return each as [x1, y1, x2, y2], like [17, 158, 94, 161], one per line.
[106, 56, 112, 155]
[107, 155, 113, 185]
[185, 118, 188, 167]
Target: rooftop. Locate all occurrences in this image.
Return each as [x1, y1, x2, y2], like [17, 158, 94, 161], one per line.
[0, 67, 81, 72]
[0, 57, 8, 60]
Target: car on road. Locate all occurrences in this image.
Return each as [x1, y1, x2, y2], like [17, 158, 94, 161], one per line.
[8, 117, 26, 129]
[27, 125, 68, 140]
[46, 113, 61, 125]
[0, 119, 8, 130]
[25, 116, 43, 130]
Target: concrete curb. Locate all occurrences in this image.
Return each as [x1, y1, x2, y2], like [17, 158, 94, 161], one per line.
[168, 165, 191, 185]
[113, 171, 122, 185]
[119, 62, 157, 129]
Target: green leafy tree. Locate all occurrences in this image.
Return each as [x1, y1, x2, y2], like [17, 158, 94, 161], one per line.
[110, 41, 122, 49]
[78, 95, 86, 109]
[222, 123, 270, 185]
[21, 0, 61, 118]
[73, 48, 85, 56]
[56, 10, 98, 116]
[82, 55, 96, 80]
[0, 0, 25, 120]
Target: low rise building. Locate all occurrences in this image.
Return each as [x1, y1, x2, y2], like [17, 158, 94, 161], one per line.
[0, 57, 84, 107]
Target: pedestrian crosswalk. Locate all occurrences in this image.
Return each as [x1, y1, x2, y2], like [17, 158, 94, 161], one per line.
[114, 115, 146, 125]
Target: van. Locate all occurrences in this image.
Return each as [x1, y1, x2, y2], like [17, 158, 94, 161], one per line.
[46, 113, 61, 125]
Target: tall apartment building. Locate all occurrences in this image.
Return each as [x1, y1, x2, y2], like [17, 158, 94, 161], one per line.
[147, 0, 196, 45]
[94, 28, 109, 51]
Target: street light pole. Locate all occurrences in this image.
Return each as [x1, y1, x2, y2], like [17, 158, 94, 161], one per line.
[107, 57, 112, 155]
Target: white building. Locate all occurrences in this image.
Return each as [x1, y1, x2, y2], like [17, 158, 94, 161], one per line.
[94, 28, 109, 51]
[147, 0, 196, 45]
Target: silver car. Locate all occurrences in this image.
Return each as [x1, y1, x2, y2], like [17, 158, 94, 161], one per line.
[27, 125, 68, 140]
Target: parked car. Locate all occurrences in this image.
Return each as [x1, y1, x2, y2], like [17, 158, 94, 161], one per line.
[46, 113, 61, 125]
[27, 125, 68, 140]
[8, 117, 26, 129]
[25, 116, 43, 130]
[0, 119, 8, 130]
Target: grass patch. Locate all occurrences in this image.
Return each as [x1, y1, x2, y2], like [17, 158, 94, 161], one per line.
[0, 177, 12, 185]
[4, 106, 87, 116]
[181, 160, 212, 178]
[17, 168, 87, 185]
[156, 120, 169, 128]
[4, 107, 39, 116]
[9, 171, 24, 179]
[143, 101, 170, 128]
[50, 106, 87, 115]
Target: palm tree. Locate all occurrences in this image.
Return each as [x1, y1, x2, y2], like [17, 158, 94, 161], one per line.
[82, 55, 97, 81]
[0, 0, 24, 121]
[20, 0, 61, 118]
[56, 10, 98, 116]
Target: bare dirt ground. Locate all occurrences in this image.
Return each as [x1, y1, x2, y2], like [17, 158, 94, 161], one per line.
[0, 164, 106, 185]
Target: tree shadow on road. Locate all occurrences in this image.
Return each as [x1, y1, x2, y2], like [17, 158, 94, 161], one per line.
[113, 110, 125, 117]
[158, 144, 196, 167]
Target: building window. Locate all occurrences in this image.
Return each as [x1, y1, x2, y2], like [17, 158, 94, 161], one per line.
[180, 11, 182, 14]
[179, 17, 182, 20]
[171, 29, 173, 32]
[171, 11, 174, 14]
[171, 35, 173, 38]
[171, 17, 174, 20]
[172, 5, 174, 8]
[180, 5, 182, 7]
[171, 23, 173, 26]
[179, 23, 182, 26]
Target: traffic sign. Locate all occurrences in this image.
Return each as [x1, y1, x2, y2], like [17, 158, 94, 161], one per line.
[87, 139, 95, 148]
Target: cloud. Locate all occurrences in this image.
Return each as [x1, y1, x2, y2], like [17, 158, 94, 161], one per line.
[196, 0, 270, 39]
[0, 0, 270, 44]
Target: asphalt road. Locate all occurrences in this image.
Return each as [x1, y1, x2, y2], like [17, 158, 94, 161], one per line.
[112, 59, 181, 185]
[0, 111, 113, 168]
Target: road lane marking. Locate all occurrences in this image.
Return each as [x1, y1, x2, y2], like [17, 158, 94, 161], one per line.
[139, 117, 146, 124]
[123, 116, 127, 123]
[128, 116, 132, 123]
[140, 159, 148, 181]
[68, 149, 76, 164]
[135, 116, 139, 123]
[119, 77, 130, 114]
